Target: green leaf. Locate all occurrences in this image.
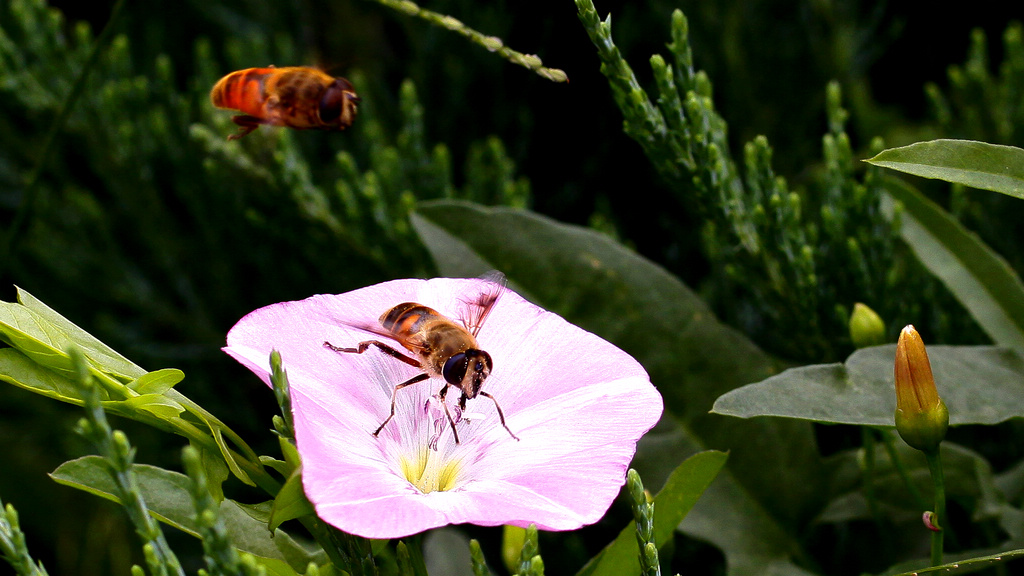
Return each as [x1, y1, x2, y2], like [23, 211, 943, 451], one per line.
[576, 451, 727, 576]
[107, 393, 186, 419]
[15, 287, 146, 379]
[866, 139, 1024, 200]
[50, 456, 326, 571]
[712, 344, 1024, 426]
[883, 177, 1024, 349]
[130, 368, 185, 394]
[0, 347, 83, 403]
[269, 468, 315, 531]
[0, 287, 145, 381]
[192, 440, 230, 503]
[412, 201, 823, 576]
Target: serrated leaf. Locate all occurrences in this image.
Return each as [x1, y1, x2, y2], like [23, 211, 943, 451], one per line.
[412, 201, 822, 576]
[577, 451, 727, 576]
[866, 139, 1024, 199]
[712, 344, 1024, 426]
[882, 177, 1024, 349]
[50, 456, 326, 570]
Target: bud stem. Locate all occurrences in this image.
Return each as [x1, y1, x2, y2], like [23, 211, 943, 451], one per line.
[925, 450, 946, 567]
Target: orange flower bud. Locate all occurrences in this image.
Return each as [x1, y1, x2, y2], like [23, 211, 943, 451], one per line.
[894, 325, 948, 453]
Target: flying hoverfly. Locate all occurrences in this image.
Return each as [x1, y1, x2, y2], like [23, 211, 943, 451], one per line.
[324, 274, 519, 445]
[210, 66, 359, 140]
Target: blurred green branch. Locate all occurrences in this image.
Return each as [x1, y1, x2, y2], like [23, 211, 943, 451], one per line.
[366, 0, 567, 83]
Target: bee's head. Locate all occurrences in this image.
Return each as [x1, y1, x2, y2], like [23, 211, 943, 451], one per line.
[442, 349, 493, 398]
[319, 77, 360, 128]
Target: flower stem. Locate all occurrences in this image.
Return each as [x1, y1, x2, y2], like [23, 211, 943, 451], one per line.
[880, 429, 928, 510]
[925, 449, 946, 567]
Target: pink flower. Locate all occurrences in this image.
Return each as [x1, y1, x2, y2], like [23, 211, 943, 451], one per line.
[224, 277, 663, 539]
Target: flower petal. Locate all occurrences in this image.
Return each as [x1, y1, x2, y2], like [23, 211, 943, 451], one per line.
[224, 277, 664, 538]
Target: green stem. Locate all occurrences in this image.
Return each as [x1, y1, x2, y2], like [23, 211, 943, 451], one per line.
[861, 427, 880, 521]
[366, 0, 567, 82]
[925, 449, 946, 567]
[880, 429, 928, 510]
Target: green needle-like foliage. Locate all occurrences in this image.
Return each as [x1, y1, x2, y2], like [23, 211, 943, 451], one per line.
[0, 499, 49, 576]
[183, 447, 266, 576]
[924, 22, 1024, 283]
[576, 0, 981, 360]
[71, 349, 184, 576]
[0, 0, 532, 384]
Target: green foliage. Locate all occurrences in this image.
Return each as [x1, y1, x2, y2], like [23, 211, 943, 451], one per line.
[574, 0, 985, 361]
[411, 202, 821, 574]
[713, 344, 1024, 426]
[0, 0, 532, 376]
[4, 0, 1024, 575]
[71, 350, 185, 576]
[922, 23, 1024, 288]
[926, 23, 1024, 146]
[867, 139, 1024, 199]
[0, 498, 49, 576]
[576, 457, 726, 576]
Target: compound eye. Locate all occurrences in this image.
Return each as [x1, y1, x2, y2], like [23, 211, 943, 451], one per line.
[442, 353, 469, 385]
[318, 81, 345, 123]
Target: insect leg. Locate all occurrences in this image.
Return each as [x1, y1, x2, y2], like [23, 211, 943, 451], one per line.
[228, 115, 265, 140]
[323, 340, 421, 368]
[373, 373, 430, 437]
[437, 384, 461, 444]
[479, 391, 520, 441]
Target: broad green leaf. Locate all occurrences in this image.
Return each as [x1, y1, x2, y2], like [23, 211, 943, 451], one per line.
[0, 347, 178, 432]
[635, 424, 816, 576]
[0, 301, 80, 377]
[0, 347, 83, 402]
[883, 177, 1024, 349]
[16, 286, 146, 379]
[269, 468, 315, 531]
[712, 344, 1024, 426]
[866, 139, 1024, 200]
[130, 368, 185, 394]
[412, 201, 823, 576]
[50, 456, 326, 570]
[576, 450, 728, 576]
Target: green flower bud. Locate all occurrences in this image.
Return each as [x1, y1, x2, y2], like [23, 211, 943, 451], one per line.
[894, 325, 948, 453]
[849, 303, 887, 348]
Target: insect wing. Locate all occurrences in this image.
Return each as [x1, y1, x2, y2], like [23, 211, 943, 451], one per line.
[457, 272, 508, 338]
[329, 313, 430, 355]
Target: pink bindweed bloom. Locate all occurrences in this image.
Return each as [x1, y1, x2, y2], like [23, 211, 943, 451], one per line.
[224, 276, 663, 539]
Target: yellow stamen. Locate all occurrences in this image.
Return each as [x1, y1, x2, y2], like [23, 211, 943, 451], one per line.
[400, 449, 461, 493]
